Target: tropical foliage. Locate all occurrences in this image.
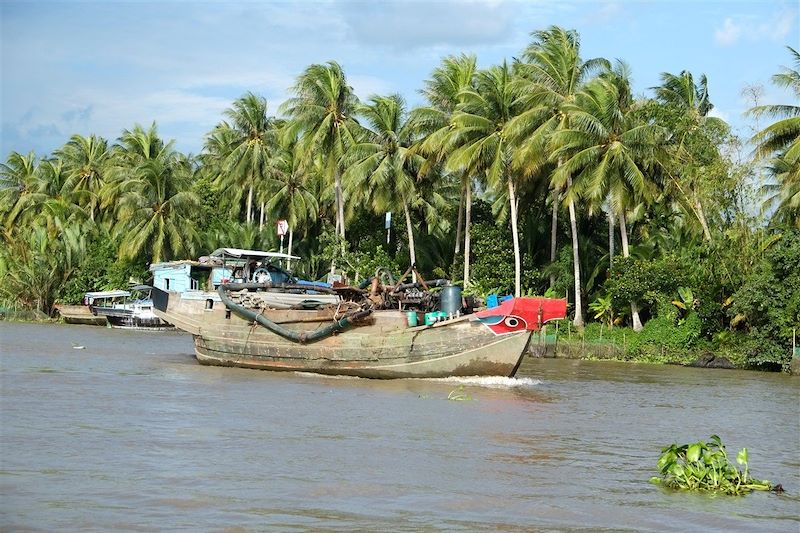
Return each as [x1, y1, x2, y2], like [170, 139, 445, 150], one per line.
[651, 435, 777, 495]
[1, 29, 797, 369]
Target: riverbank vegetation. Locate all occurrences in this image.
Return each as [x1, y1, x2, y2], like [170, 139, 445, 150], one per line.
[1, 28, 797, 370]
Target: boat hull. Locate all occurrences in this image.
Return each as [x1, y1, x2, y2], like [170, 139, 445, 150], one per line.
[105, 314, 174, 330]
[93, 305, 174, 330]
[55, 305, 108, 326]
[153, 288, 532, 379]
[192, 325, 531, 379]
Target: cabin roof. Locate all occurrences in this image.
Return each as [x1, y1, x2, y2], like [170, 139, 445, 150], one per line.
[85, 290, 130, 298]
[149, 260, 209, 270]
[210, 248, 300, 260]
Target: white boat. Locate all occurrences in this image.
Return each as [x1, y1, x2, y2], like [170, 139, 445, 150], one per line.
[87, 286, 173, 330]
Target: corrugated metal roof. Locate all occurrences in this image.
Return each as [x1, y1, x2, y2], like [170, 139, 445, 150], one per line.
[210, 248, 300, 260]
[85, 290, 130, 298]
[149, 260, 208, 270]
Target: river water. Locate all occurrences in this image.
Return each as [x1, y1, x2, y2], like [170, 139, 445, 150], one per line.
[1, 322, 798, 531]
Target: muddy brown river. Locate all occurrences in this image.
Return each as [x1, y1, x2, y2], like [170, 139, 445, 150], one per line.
[1, 322, 798, 531]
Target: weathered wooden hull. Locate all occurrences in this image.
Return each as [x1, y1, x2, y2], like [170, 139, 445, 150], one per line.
[55, 304, 108, 326]
[152, 288, 531, 379]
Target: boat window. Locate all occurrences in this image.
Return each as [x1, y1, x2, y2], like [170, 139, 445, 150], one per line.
[205, 299, 214, 310]
[165, 278, 170, 290]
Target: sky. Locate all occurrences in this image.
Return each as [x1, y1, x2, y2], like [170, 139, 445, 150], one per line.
[1, 0, 798, 158]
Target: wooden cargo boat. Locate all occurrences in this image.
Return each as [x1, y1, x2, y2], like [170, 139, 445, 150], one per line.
[152, 282, 567, 379]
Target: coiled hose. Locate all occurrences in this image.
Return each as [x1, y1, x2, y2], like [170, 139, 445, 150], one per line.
[217, 283, 372, 344]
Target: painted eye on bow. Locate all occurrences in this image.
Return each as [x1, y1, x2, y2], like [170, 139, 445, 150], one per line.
[504, 317, 520, 328]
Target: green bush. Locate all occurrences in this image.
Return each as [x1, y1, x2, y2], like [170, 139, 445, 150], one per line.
[59, 238, 148, 304]
[605, 255, 688, 319]
[467, 221, 515, 295]
[730, 230, 800, 369]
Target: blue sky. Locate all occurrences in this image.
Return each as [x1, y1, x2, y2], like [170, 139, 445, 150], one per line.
[1, 0, 797, 158]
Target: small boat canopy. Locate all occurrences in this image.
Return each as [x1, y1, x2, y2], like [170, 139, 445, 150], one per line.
[85, 290, 131, 299]
[210, 248, 300, 261]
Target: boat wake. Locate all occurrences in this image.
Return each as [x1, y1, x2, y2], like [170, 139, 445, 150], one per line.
[422, 376, 542, 389]
[292, 372, 541, 388]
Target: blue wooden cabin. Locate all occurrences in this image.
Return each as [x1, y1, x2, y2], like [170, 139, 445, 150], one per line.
[150, 248, 299, 294]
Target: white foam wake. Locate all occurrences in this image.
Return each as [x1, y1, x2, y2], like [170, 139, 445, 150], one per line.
[422, 375, 542, 389]
[292, 372, 541, 388]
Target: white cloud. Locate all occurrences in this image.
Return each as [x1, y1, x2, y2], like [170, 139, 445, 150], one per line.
[714, 18, 742, 46]
[714, 9, 797, 46]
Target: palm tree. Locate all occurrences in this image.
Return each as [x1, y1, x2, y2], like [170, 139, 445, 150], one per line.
[654, 71, 714, 116]
[56, 134, 109, 221]
[552, 65, 665, 331]
[344, 94, 423, 281]
[113, 122, 166, 161]
[198, 121, 243, 219]
[265, 137, 320, 268]
[761, 155, 799, 226]
[652, 70, 727, 241]
[102, 123, 166, 212]
[0, 220, 88, 315]
[215, 92, 276, 225]
[4, 157, 84, 233]
[514, 26, 610, 325]
[113, 138, 199, 264]
[281, 61, 360, 239]
[750, 46, 800, 226]
[447, 62, 526, 297]
[412, 54, 477, 285]
[0, 151, 37, 223]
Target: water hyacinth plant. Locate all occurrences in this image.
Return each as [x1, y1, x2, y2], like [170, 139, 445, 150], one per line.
[650, 435, 782, 495]
[447, 386, 473, 401]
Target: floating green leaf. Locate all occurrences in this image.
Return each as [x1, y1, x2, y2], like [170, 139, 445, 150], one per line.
[653, 436, 778, 495]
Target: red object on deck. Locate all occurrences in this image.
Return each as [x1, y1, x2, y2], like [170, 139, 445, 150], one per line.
[475, 297, 568, 335]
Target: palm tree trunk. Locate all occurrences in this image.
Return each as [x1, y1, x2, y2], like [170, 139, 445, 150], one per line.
[454, 181, 464, 256]
[463, 177, 472, 287]
[567, 180, 584, 327]
[618, 212, 643, 332]
[608, 209, 614, 271]
[403, 200, 417, 284]
[695, 198, 712, 241]
[619, 212, 629, 256]
[287, 229, 293, 271]
[549, 190, 559, 288]
[508, 179, 521, 298]
[668, 173, 712, 242]
[259, 202, 265, 231]
[334, 168, 345, 239]
[246, 185, 253, 225]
